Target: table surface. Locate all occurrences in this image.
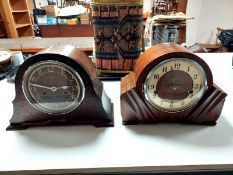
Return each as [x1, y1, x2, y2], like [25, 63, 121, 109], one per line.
[0, 53, 233, 175]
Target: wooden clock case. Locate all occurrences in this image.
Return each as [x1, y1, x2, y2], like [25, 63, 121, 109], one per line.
[7, 45, 114, 130]
[121, 43, 227, 125]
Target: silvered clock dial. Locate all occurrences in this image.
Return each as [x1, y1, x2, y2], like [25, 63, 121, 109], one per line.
[144, 58, 207, 112]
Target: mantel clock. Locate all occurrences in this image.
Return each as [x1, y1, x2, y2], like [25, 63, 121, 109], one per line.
[121, 43, 227, 125]
[8, 45, 114, 130]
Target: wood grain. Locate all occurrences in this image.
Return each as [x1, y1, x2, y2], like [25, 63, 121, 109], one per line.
[120, 43, 227, 125]
[8, 44, 114, 130]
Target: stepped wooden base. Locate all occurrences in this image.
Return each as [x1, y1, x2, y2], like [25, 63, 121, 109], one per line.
[121, 74, 227, 125]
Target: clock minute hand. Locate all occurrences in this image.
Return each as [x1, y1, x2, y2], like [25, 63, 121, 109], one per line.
[30, 83, 54, 90]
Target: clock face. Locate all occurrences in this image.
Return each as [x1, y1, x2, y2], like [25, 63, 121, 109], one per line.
[144, 58, 207, 112]
[0, 49, 11, 64]
[23, 60, 85, 114]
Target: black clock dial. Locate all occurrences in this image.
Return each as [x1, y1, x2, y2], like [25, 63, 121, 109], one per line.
[23, 60, 85, 114]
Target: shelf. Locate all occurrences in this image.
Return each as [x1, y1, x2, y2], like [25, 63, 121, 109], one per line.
[15, 23, 31, 28]
[12, 10, 28, 13]
[16, 25, 34, 37]
[9, 0, 27, 11]
[13, 11, 30, 25]
[0, 0, 34, 38]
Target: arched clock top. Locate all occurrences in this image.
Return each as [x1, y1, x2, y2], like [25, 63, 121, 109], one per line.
[134, 44, 213, 95]
[120, 43, 226, 125]
[8, 44, 114, 130]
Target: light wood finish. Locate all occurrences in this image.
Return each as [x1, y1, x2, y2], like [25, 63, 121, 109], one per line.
[0, 0, 34, 38]
[0, 37, 94, 55]
[27, 0, 35, 12]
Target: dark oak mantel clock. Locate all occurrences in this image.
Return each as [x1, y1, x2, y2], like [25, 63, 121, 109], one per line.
[121, 43, 227, 125]
[7, 44, 114, 130]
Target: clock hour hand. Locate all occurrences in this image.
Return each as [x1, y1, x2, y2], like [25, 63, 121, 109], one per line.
[56, 85, 75, 90]
[171, 72, 177, 91]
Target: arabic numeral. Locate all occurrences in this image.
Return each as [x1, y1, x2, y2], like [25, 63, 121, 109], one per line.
[187, 66, 192, 72]
[194, 84, 199, 89]
[31, 77, 35, 82]
[153, 93, 157, 98]
[38, 69, 42, 75]
[170, 102, 174, 108]
[30, 86, 37, 92]
[154, 74, 160, 79]
[48, 66, 54, 72]
[194, 74, 198, 79]
[175, 63, 181, 69]
[150, 84, 155, 89]
[163, 66, 168, 73]
[181, 101, 185, 106]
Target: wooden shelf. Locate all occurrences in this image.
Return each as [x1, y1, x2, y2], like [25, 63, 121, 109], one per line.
[0, 9, 6, 37]
[9, 0, 27, 11]
[0, 0, 34, 38]
[16, 25, 34, 37]
[13, 11, 30, 25]
[15, 23, 31, 28]
[12, 10, 28, 13]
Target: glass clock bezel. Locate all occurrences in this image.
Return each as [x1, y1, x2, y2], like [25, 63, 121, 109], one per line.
[22, 60, 85, 115]
[143, 57, 208, 113]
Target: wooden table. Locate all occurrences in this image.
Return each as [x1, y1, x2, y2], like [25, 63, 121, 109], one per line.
[0, 37, 94, 55]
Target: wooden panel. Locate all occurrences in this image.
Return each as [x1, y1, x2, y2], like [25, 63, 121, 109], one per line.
[177, 0, 188, 13]
[39, 25, 94, 37]
[59, 25, 94, 37]
[39, 25, 60, 37]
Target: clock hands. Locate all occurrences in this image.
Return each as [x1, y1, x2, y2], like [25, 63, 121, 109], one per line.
[171, 71, 177, 91]
[30, 83, 75, 92]
[56, 85, 75, 90]
[30, 83, 55, 91]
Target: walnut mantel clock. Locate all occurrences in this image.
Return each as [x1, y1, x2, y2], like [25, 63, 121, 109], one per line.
[120, 43, 227, 125]
[7, 44, 114, 130]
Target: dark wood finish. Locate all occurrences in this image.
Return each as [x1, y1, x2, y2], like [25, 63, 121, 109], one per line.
[177, 0, 188, 14]
[39, 25, 94, 37]
[0, 10, 6, 37]
[120, 43, 227, 125]
[7, 44, 113, 130]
